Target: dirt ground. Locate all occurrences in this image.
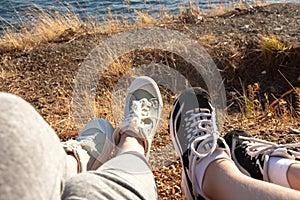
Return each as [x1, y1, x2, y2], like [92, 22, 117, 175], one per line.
[0, 3, 299, 199]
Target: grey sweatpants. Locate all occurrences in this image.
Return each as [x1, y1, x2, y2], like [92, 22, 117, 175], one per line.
[0, 92, 157, 200]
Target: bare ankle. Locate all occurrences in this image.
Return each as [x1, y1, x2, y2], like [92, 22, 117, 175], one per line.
[116, 134, 145, 156]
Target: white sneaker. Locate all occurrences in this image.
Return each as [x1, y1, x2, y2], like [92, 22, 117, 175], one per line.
[63, 118, 114, 172]
[113, 76, 163, 159]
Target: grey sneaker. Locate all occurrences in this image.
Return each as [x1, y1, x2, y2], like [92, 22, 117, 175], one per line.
[63, 118, 114, 172]
[113, 76, 163, 159]
[169, 87, 229, 199]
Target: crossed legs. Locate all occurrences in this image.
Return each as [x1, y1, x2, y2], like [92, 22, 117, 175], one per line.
[203, 158, 300, 200]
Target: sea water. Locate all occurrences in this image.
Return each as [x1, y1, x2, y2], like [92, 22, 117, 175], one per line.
[0, 0, 298, 33]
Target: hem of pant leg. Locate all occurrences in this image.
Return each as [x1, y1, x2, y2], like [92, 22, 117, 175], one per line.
[119, 151, 149, 166]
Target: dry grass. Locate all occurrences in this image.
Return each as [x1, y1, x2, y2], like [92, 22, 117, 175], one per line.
[98, 7, 130, 34]
[0, 6, 87, 51]
[226, 84, 300, 148]
[228, 81, 300, 131]
[206, 0, 269, 16]
[261, 35, 290, 52]
[236, 82, 263, 118]
[134, 10, 157, 27]
[0, 4, 161, 52]
[256, 35, 292, 69]
[296, 88, 300, 117]
[187, 0, 204, 16]
[0, 0, 272, 53]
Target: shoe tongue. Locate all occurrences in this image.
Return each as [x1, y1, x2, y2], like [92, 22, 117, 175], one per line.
[178, 89, 211, 113]
[194, 139, 213, 155]
[131, 90, 154, 102]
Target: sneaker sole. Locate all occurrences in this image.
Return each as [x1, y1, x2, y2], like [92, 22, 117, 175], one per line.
[170, 100, 194, 199]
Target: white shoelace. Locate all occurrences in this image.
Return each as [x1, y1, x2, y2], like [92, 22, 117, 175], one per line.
[62, 139, 84, 149]
[184, 108, 219, 197]
[126, 98, 159, 129]
[238, 135, 300, 180]
[130, 98, 151, 127]
[239, 136, 300, 158]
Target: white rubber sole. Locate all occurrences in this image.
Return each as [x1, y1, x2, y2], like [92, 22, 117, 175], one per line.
[169, 100, 194, 200]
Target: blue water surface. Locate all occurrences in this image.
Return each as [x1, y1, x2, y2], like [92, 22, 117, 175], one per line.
[0, 0, 298, 33]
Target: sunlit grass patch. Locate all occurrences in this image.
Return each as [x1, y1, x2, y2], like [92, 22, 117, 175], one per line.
[134, 10, 157, 26]
[0, 5, 87, 51]
[0, 4, 160, 52]
[256, 35, 292, 69]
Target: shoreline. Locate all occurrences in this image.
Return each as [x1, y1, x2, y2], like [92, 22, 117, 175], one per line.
[0, 0, 277, 35]
[0, 0, 271, 52]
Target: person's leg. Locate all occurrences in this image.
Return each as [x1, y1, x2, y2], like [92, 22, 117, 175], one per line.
[0, 92, 114, 199]
[224, 130, 300, 190]
[287, 163, 300, 190]
[203, 158, 300, 200]
[169, 87, 300, 199]
[63, 76, 162, 200]
[0, 92, 74, 199]
[62, 134, 157, 200]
